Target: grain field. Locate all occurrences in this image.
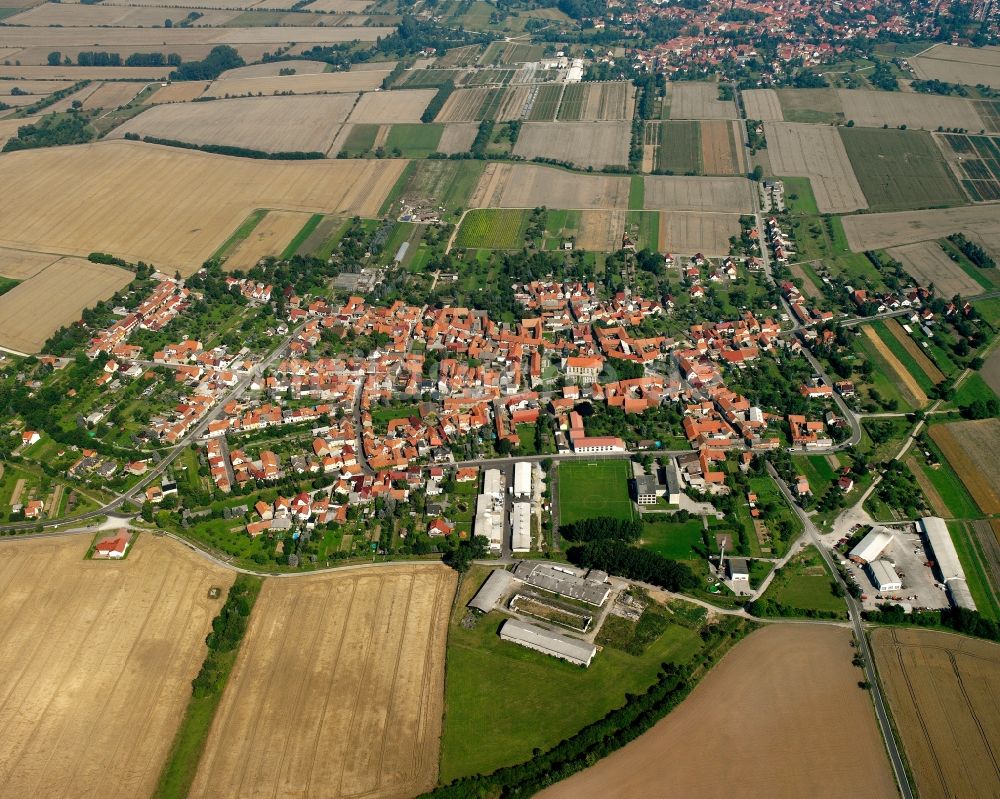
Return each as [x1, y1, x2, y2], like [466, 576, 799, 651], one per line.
[436, 122, 478, 154]
[148, 81, 211, 104]
[189, 564, 456, 799]
[80, 81, 143, 110]
[0, 535, 233, 799]
[911, 44, 1000, 90]
[699, 119, 739, 174]
[872, 627, 1000, 799]
[576, 210, 626, 251]
[843, 206, 1000, 257]
[349, 89, 435, 123]
[0, 247, 60, 280]
[204, 70, 383, 97]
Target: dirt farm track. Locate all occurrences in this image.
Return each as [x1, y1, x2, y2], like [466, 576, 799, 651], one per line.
[872, 627, 1000, 799]
[190, 564, 456, 799]
[0, 535, 232, 799]
[539, 625, 897, 799]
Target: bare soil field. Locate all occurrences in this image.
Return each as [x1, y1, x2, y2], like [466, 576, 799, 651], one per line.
[838, 88, 985, 131]
[883, 317, 945, 383]
[741, 88, 783, 121]
[349, 89, 433, 123]
[469, 162, 630, 209]
[843, 206, 1000, 257]
[911, 44, 1000, 89]
[659, 211, 740, 255]
[668, 81, 737, 120]
[888, 240, 983, 298]
[111, 94, 355, 152]
[0, 535, 232, 798]
[576, 210, 626, 251]
[219, 59, 328, 80]
[205, 70, 382, 97]
[539, 625, 896, 799]
[189, 564, 455, 799]
[5, 3, 240, 26]
[644, 176, 753, 212]
[699, 119, 739, 174]
[766, 122, 868, 213]
[929, 419, 1000, 513]
[0, 247, 60, 280]
[436, 122, 477, 154]
[862, 324, 928, 406]
[0, 140, 404, 275]
[80, 80, 142, 110]
[147, 81, 211, 104]
[0, 257, 132, 353]
[0, 64, 169, 79]
[513, 121, 629, 169]
[224, 210, 311, 271]
[872, 627, 1000, 799]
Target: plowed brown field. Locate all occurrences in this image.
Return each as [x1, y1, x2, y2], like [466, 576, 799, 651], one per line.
[929, 419, 1000, 513]
[189, 564, 456, 799]
[0, 535, 232, 799]
[872, 627, 1000, 799]
[539, 625, 897, 799]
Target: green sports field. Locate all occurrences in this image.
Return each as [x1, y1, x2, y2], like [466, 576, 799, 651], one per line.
[558, 459, 634, 525]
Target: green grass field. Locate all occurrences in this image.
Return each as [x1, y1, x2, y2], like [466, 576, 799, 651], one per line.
[656, 120, 701, 174]
[915, 432, 983, 519]
[871, 320, 938, 395]
[840, 128, 966, 211]
[529, 83, 563, 120]
[766, 546, 847, 616]
[340, 123, 379, 156]
[385, 123, 443, 157]
[948, 521, 1000, 620]
[951, 372, 998, 409]
[776, 88, 844, 124]
[793, 453, 837, 498]
[629, 175, 644, 210]
[638, 519, 705, 559]
[627, 210, 660, 250]
[455, 209, 529, 249]
[780, 176, 820, 215]
[280, 213, 323, 259]
[439, 566, 704, 781]
[558, 459, 634, 525]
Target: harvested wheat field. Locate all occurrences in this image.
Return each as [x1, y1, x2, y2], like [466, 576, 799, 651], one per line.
[888, 241, 983, 298]
[862, 325, 928, 406]
[111, 94, 355, 152]
[699, 120, 739, 174]
[219, 59, 328, 80]
[4, 3, 240, 26]
[911, 44, 1000, 89]
[669, 81, 737, 120]
[872, 627, 1000, 799]
[929, 419, 1000, 513]
[843, 206, 1000, 256]
[644, 175, 752, 212]
[0, 258, 132, 353]
[80, 80, 143, 110]
[660, 212, 740, 255]
[436, 122, 478, 154]
[470, 162, 630, 209]
[540, 625, 896, 799]
[0, 140, 405, 275]
[0, 247, 60, 280]
[741, 88, 783, 121]
[576, 210, 626, 251]
[765, 122, 868, 212]
[0, 78, 72, 95]
[147, 81, 210, 104]
[512, 121, 629, 169]
[838, 88, 985, 131]
[0, 535, 232, 798]
[204, 70, 382, 97]
[189, 564, 456, 799]
[0, 64, 168, 80]
[349, 89, 434, 123]
[883, 318, 945, 383]
[224, 210, 311, 271]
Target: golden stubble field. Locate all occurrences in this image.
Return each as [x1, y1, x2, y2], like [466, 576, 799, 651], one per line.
[741, 88, 783, 121]
[0, 140, 406, 275]
[644, 175, 753, 213]
[0, 257, 133, 353]
[112, 94, 357, 152]
[204, 69, 384, 97]
[872, 627, 1000, 799]
[668, 81, 738, 119]
[888, 240, 984, 298]
[842, 205, 1000, 256]
[225, 210, 311, 271]
[512, 121, 630, 169]
[470, 162, 630, 209]
[189, 564, 457, 799]
[539, 625, 897, 799]
[660, 211, 740, 255]
[837, 88, 985, 130]
[929, 419, 1000, 513]
[0, 534, 233, 799]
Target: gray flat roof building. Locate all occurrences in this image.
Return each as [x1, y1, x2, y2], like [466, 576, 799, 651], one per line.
[499, 618, 597, 667]
[511, 561, 610, 606]
[468, 569, 515, 613]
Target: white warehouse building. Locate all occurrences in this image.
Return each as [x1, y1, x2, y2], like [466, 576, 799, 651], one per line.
[866, 559, 902, 592]
[919, 516, 977, 611]
[848, 527, 894, 564]
[511, 501, 531, 553]
[513, 461, 532, 500]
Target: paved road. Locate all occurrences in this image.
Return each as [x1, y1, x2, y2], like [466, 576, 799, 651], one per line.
[767, 463, 914, 799]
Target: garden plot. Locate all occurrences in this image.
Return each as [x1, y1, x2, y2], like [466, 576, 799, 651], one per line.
[644, 176, 753, 212]
[469, 163, 630, 210]
[348, 89, 434, 123]
[838, 88, 986, 130]
[111, 94, 355, 152]
[668, 82, 737, 119]
[766, 122, 867, 212]
[513, 121, 630, 169]
[741, 89, 783, 121]
[888, 240, 983, 297]
[556, 81, 633, 121]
